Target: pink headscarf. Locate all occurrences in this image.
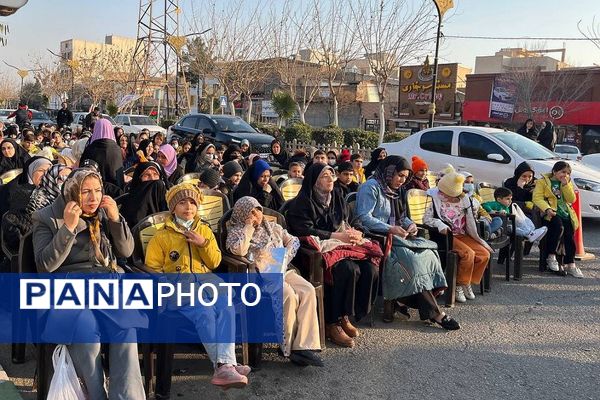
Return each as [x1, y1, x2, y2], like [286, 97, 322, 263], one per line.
[158, 144, 177, 177]
[90, 118, 115, 143]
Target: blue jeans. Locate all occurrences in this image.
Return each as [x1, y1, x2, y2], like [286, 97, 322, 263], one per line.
[483, 217, 503, 235]
[515, 216, 536, 237]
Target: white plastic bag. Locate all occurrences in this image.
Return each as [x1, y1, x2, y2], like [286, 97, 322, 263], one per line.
[512, 203, 528, 226]
[47, 345, 87, 400]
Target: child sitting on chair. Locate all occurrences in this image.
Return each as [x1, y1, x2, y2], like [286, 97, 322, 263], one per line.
[145, 183, 250, 389]
[462, 171, 503, 240]
[482, 187, 547, 243]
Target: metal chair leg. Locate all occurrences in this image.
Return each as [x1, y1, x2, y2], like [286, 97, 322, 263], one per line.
[514, 238, 524, 281]
[315, 285, 326, 349]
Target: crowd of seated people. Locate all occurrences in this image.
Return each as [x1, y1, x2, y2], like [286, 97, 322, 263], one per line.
[0, 115, 586, 396]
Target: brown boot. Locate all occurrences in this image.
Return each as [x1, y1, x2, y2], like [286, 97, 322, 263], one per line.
[326, 322, 355, 348]
[340, 316, 359, 338]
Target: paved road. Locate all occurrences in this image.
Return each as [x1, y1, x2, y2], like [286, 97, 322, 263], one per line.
[3, 220, 599, 400]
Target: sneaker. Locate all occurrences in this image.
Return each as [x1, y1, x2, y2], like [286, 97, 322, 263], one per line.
[234, 364, 251, 376]
[483, 230, 490, 241]
[488, 232, 498, 240]
[527, 227, 548, 243]
[211, 364, 248, 389]
[455, 286, 467, 303]
[463, 285, 476, 300]
[565, 264, 584, 278]
[289, 350, 324, 367]
[547, 256, 560, 272]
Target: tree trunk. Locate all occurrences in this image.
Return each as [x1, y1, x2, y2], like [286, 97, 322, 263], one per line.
[229, 101, 236, 116]
[332, 96, 339, 127]
[297, 104, 306, 124]
[378, 101, 386, 145]
[209, 96, 214, 114]
[246, 98, 253, 123]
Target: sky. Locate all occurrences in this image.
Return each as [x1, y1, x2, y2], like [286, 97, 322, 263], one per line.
[1, 0, 599, 86]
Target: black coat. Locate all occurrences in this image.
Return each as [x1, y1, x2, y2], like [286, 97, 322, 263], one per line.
[537, 121, 556, 151]
[233, 162, 285, 211]
[504, 161, 536, 203]
[56, 109, 74, 128]
[516, 125, 537, 141]
[286, 163, 356, 240]
[80, 139, 125, 188]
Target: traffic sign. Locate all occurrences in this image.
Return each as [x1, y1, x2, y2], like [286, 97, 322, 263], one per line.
[219, 96, 227, 108]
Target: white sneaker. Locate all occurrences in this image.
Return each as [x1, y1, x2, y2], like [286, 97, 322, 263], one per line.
[455, 286, 467, 303]
[527, 227, 548, 243]
[547, 256, 560, 272]
[565, 264, 584, 278]
[463, 285, 476, 300]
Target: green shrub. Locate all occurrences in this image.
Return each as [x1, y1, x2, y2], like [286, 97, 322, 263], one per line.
[312, 125, 344, 145]
[383, 132, 410, 143]
[251, 122, 281, 137]
[160, 119, 175, 129]
[343, 128, 379, 149]
[284, 122, 313, 143]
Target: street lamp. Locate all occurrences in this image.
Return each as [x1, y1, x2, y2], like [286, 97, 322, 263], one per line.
[2, 60, 39, 99]
[428, 0, 454, 129]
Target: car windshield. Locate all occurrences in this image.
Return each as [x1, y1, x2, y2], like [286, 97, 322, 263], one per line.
[493, 131, 558, 160]
[210, 116, 256, 133]
[0, 110, 10, 117]
[130, 116, 156, 126]
[555, 145, 578, 154]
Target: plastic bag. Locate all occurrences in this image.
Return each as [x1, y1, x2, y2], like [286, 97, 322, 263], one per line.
[47, 345, 87, 400]
[512, 203, 528, 226]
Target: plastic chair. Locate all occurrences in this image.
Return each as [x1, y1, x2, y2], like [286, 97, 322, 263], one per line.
[0, 168, 22, 184]
[197, 188, 230, 232]
[279, 178, 303, 202]
[176, 172, 201, 186]
[426, 172, 438, 188]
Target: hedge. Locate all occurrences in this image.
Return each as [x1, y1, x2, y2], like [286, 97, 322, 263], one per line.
[284, 122, 313, 143]
[250, 122, 281, 137]
[312, 125, 344, 145]
[383, 132, 410, 143]
[343, 128, 379, 149]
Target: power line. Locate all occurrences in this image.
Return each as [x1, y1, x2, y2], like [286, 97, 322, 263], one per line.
[444, 35, 599, 41]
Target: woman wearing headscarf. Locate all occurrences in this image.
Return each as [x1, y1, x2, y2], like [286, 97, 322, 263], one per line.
[233, 159, 285, 211]
[192, 132, 205, 151]
[504, 161, 536, 214]
[116, 130, 131, 162]
[185, 142, 220, 173]
[32, 169, 146, 399]
[363, 147, 387, 179]
[517, 119, 537, 141]
[121, 162, 169, 229]
[136, 139, 155, 163]
[156, 144, 183, 185]
[355, 156, 460, 329]
[0, 138, 31, 174]
[286, 163, 380, 348]
[227, 196, 323, 367]
[537, 120, 556, 151]
[269, 139, 289, 168]
[80, 118, 125, 188]
[220, 160, 244, 205]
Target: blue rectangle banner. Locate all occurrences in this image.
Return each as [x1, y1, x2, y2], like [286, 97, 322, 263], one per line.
[0, 273, 283, 344]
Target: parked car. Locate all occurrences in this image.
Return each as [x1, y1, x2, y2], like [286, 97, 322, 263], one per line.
[0, 109, 14, 124]
[70, 112, 118, 133]
[29, 109, 56, 128]
[581, 153, 600, 172]
[115, 114, 166, 136]
[554, 144, 582, 161]
[382, 126, 600, 218]
[168, 114, 275, 155]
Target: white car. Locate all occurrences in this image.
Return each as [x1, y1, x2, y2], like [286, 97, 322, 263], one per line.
[554, 144, 582, 161]
[0, 109, 15, 123]
[70, 112, 118, 132]
[382, 126, 600, 218]
[115, 114, 166, 136]
[581, 153, 600, 172]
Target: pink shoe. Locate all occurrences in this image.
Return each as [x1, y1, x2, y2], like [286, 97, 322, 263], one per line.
[234, 364, 251, 376]
[211, 364, 248, 389]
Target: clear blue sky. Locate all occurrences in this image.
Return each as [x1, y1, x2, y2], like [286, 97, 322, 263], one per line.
[1, 0, 599, 84]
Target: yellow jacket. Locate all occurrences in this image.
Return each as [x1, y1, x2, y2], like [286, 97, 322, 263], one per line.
[352, 167, 366, 184]
[471, 193, 492, 221]
[145, 215, 222, 273]
[532, 173, 578, 230]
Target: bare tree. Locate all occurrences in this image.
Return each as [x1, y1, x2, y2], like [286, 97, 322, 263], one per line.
[0, 75, 19, 107]
[348, 0, 436, 144]
[578, 17, 600, 52]
[266, 0, 328, 124]
[312, 0, 360, 126]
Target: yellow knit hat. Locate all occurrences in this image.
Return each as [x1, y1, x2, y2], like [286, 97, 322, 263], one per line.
[437, 165, 465, 198]
[166, 183, 203, 212]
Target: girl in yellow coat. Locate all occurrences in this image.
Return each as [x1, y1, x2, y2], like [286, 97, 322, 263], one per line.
[145, 183, 251, 389]
[533, 161, 582, 278]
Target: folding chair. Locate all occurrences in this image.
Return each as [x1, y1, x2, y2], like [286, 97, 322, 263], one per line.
[279, 178, 303, 202]
[0, 168, 22, 184]
[426, 172, 438, 188]
[197, 188, 230, 232]
[406, 189, 458, 307]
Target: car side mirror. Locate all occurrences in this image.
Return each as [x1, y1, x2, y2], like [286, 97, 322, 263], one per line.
[487, 153, 504, 162]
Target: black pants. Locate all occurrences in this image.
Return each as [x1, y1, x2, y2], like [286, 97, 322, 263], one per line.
[399, 291, 441, 321]
[542, 215, 576, 264]
[325, 259, 379, 324]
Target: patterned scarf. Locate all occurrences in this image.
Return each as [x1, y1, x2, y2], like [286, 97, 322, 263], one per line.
[26, 164, 70, 215]
[373, 156, 411, 226]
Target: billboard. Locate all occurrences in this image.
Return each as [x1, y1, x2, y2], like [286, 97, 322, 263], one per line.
[489, 76, 516, 120]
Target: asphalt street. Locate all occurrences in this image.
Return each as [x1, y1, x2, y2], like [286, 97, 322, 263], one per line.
[2, 219, 599, 400]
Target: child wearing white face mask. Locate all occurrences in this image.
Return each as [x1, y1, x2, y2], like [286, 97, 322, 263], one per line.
[461, 171, 503, 240]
